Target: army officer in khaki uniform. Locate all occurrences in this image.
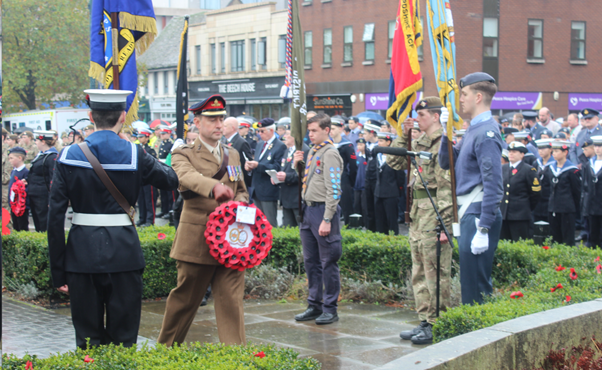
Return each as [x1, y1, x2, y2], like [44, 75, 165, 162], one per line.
[158, 95, 249, 346]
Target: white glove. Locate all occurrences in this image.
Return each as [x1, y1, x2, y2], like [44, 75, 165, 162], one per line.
[470, 218, 489, 255]
[170, 138, 185, 153]
[440, 107, 450, 126]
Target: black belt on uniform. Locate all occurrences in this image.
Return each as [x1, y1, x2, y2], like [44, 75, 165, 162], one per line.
[303, 200, 325, 207]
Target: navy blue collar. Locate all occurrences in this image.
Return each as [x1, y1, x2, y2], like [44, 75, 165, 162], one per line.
[57, 130, 138, 171]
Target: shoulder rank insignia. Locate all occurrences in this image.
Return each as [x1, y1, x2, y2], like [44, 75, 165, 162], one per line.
[486, 131, 495, 138]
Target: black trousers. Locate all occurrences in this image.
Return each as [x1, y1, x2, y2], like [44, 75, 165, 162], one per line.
[11, 211, 29, 231]
[500, 220, 531, 242]
[66, 270, 143, 349]
[160, 189, 174, 215]
[353, 190, 364, 226]
[375, 196, 399, 235]
[362, 180, 377, 232]
[588, 215, 602, 248]
[282, 207, 300, 227]
[29, 191, 49, 232]
[137, 185, 155, 225]
[340, 175, 354, 225]
[549, 212, 576, 247]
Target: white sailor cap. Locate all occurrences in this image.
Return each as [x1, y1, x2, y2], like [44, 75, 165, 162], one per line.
[535, 139, 553, 148]
[33, 130, 55, 140]
[551, 140, 571, 150]
[364, 122, 381, 133]
[84, 89, 132, 111]
[591, 135, 602, 146]
[513, 131, 532, 141]
[377, 132, 394, 140]
[508, 141, 528, 153]
[454, 129, 466, 137]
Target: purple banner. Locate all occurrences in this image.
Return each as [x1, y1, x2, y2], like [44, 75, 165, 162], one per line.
[491, 92, 542, 110]
[365, 92, 423, 111]
[568, 93, 602, 111]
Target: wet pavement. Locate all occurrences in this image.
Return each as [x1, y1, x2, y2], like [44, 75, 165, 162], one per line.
[3, 295, 426, 369]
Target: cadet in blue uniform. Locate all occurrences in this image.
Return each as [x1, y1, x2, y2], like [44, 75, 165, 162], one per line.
[541, 141, 581, 246]
[354, 138, 367, 223]
[523, 111, 546, 141]
[439, 72, 503, 305]
[293, 113, 344, 325]
[136, 127, 158, 227]
[374, 132, 405, 235]
[581, 135, 602, 248]
[7, 147, 30, 231]
[48, 89, 179, 349]
[500, 142, 541, 241]
[362, 121, 381, 232]
[158, 126, 175, 218]
[28, 130, 59, 232]
[513, 131, 539, 166]
[570, 109, 601, 165]
[331, 118, 357, 225]
[245, 118, 287, 227]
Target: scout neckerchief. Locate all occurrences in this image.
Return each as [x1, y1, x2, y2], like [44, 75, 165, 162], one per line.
[302, 139, 333, 192]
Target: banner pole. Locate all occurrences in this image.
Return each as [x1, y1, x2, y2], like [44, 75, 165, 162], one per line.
[110, 12, 120, 90]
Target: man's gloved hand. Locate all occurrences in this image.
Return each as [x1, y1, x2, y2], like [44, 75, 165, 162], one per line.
[440, 107, 450, 135]
[212, 183, 234, 203]
[470, 218, 489, 255]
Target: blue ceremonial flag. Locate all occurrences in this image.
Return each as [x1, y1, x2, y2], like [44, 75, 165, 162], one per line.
[89, 0, 157, 126]
[426, 0, 462, 139]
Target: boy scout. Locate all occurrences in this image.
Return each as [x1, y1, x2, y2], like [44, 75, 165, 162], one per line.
[293, 113, 344, 325]
[387, 97, 453, 344]
[158, 94, 249, 346]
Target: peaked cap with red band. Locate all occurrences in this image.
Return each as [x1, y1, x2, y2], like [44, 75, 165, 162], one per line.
[189, 94, 227, 116]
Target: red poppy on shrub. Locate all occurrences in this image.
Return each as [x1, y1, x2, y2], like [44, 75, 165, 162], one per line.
[542, 245, 550, 250]
[565, 295, 571, 302]
[157, 233, 166, 240]
[25, 361, 33, 370]
[556, 283, 563, 289]
[254, 351, 266, 358]
[555, 265, 565, 271]
[550, 287, 556, 293]
[569, 268, 578, 280]
[510, 291, 524, 298]
[595, 256, 600, 262]
[596, 264, 601, 274]
[84, 355, 94, 363]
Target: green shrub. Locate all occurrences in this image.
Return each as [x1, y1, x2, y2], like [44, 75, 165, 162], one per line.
[1, 341, 321, 370]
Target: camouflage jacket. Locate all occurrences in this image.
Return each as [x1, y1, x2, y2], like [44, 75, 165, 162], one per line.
[387, 127, 453, 231]
[2, 147, 12, 185]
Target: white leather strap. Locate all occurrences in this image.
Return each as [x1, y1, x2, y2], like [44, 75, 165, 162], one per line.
[72, 212, 132, 227]
[457, 184, 484, 221]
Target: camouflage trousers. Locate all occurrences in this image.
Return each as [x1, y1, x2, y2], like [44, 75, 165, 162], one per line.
[409, 225, 452, 324]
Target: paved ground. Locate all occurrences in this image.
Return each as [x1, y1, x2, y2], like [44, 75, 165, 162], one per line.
[2, 295, 426, 369]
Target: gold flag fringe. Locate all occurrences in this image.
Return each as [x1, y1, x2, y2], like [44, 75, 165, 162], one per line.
[124, 90, 140, 130]
[119, 12, 158, 34]
[135, 32, 155, 56]
[88, 61, 105, 84]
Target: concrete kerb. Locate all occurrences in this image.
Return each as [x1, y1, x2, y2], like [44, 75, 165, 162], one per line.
[378, 299, 602, 370]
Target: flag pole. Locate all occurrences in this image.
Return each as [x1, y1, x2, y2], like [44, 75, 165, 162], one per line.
[405, 129, 412, 223]
[110, 12, 120, 90]
[446, 116, 459, 222]
[176, 15, 190, 140]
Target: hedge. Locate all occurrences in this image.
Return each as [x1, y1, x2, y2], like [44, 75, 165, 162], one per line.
[1, 341, 321, 370]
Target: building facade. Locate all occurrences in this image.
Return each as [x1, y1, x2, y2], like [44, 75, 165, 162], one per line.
[299, 0, 602, 120]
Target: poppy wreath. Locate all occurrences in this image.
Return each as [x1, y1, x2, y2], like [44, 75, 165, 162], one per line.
[204, 201, 273, 271]
[9, 178, 27, 217]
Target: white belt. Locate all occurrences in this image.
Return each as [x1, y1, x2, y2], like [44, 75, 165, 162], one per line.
[457, 185, 484, 221]
[72, 212, 132, 227]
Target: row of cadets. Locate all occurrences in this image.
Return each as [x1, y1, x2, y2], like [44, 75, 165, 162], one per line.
[330, 117, 358, 225]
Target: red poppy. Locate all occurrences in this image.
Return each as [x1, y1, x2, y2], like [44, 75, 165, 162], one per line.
[510, 291, 524, 298]
[512, 169, 518, 175]
[556, 283, 563, 289]
[316, 160, 321, 166]
[550, 287, 556, 293]
[363, 162, 367, 165]
[542, 245, 550, 250]
[418, 166, 423, 173]
[565, 295, 571, 302]
[157, 233, 167, 240]
[254, 351, 266, 358]
[25, 361, 33, 370]
[350, 154, 357, 160]
[555, 265, 565, 271]
[84, 355, 94, 363]
[595, 256, 601, 262]
[569, 268, 578, 280]
[596, 264, 601, 274]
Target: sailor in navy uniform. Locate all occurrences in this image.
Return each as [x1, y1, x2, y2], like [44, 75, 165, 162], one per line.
[374, 132, 405, 235]
[438, 72, 504, 305]
[523, 111, 546, 141]
[47, 89, 179, 349]
[581, 135, 602, 248]
[331, 118, 358, 225]
[541, 140, 582, 246]
[362, 121, 381, 232]
[277, 130, 310, 227]
[354, 138, 368, 223]
[158, 126, 175, 218]
[533, 139, 555, 223]
[28, 130, 59, 232]
[500, 142, 541, 241]
[245, 118, 287, 227]
[513, 131, 539, 166]
[136, 127, 158, 227]
[570, 108, 602, 165]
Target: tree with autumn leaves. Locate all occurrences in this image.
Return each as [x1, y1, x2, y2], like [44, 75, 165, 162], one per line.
[3, 0, 90, 111]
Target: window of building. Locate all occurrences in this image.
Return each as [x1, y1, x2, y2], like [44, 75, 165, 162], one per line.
[387, 20, 395, 60]
[250, 38, 256, 70]
[323, 28, 332, 64]
[527, 19, 543, 59]
[163, 71, 169, 94]
[195, 45, 201, 74]
[343, 26, 353, 63]
[231, 40, 245, 72]
[278, 35, 287, 68]
[211, 44, 216, 73]
[258, 37, 267, 70]
[363, 23, 375, 61]
[483, 17, 498, 57]
[154, 72, 158, 94]
[304, 31, 312, 66]
[571, 21, 586, 60]
[220, 42, 226, 73]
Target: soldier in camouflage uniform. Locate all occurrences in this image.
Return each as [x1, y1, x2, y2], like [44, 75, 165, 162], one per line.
[386, 97, 453, 345]
[19, 131, 38, 166]
[2, 128, 14, 229]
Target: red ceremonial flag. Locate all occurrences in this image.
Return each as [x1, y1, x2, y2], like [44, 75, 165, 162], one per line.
[387, 0, 423, 135]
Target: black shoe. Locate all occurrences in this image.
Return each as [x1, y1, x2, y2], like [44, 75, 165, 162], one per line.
[200, 296, 208, 307]
[315, 312, 339, 325]
[294, 306, 323, 321]
[136, 220, 145, 226]
[411, 323, 433, 344]
[400, 321, 428, 340]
